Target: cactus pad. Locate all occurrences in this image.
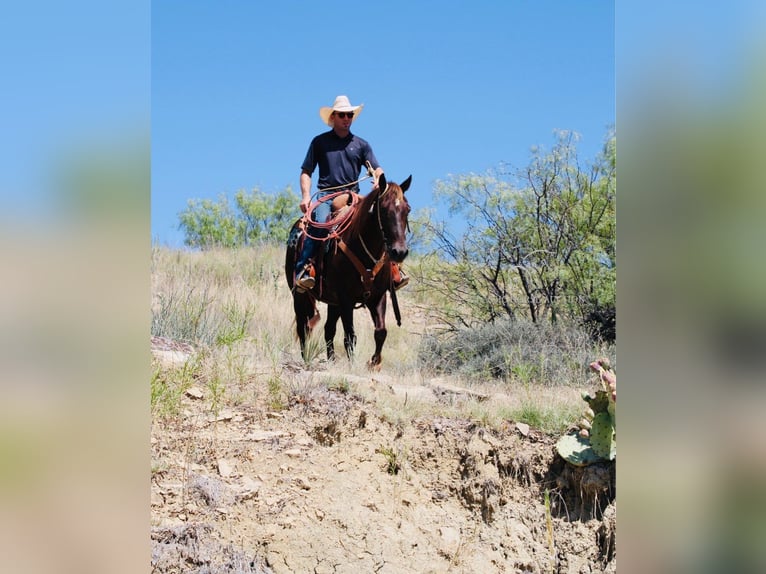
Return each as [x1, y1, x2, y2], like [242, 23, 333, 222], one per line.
[583, 390, 610, 415]
[589, 412, 616, 460]
[556, 432, 604, 466]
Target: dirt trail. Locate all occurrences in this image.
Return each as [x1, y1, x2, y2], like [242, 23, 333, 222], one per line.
[151, 361, 615, 573]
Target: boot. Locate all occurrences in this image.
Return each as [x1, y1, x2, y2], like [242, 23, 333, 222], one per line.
[295, 263, 316, 292]
[392, 262, 409, 290]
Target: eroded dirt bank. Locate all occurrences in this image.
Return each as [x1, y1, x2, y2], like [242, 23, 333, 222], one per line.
[151, 374, 615, 573]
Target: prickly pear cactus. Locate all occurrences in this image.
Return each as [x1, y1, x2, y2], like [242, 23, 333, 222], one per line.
[556, 358, 616, 465]
[589, 412, 616, 460]
[555, 433, 603, 467]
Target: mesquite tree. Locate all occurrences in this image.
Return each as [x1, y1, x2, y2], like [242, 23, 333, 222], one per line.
[179, 186, 300, 249]
[414, 129, 615, 338]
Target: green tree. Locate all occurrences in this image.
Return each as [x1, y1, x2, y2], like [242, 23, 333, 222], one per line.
[234, 186, 299, 244]
[178, 186, 300, 248]
[414, 129, 615, 338]
[178, 193, 239, 249]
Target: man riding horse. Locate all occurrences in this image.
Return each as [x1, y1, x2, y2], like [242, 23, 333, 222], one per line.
[293, 95, 408, 292]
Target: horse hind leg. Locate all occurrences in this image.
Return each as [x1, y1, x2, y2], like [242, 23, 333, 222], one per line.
[294, 295, 319, 360]
[325, 305, 341, 361]
[340, 304, 356, 360]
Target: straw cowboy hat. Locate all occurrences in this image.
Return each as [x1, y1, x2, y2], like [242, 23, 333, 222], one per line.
[319, 95, 364, 126]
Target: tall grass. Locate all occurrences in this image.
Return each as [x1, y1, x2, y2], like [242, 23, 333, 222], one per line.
[151, 245, 293, 350]
[151, 244, 611, 433]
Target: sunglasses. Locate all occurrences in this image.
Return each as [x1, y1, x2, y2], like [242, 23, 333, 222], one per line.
[334, 111, 354, 119]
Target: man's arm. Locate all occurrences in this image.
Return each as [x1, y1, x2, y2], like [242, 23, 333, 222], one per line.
[299, 170, 312, 213]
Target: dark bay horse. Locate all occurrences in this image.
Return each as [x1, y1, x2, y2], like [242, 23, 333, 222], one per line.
[285, 173, 412, 368]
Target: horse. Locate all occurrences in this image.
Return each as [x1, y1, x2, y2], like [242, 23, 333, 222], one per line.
[285, 173, 412, 368]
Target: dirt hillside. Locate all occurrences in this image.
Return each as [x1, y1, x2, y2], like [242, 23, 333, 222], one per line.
[150, 347, 615, 573]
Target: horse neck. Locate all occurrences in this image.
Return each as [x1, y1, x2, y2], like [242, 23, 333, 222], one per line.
[346, 197, 385, 256]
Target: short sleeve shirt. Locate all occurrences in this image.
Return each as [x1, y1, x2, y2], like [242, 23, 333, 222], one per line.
[301, 130, 380, 191]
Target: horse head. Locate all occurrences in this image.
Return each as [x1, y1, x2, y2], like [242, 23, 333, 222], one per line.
[375, 173, 412, 263]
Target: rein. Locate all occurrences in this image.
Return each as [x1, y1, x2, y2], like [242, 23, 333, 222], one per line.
[337, 184, 390, 299]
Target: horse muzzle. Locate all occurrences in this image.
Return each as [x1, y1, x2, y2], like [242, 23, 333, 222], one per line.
[387, 245, 409, 263]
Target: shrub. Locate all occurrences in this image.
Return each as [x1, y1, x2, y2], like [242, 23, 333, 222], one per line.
[418, 319, 614, 386]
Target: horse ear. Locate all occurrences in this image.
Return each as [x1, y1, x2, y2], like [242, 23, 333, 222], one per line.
[377, 173, 387, 193]
[400, 175, 412, 193]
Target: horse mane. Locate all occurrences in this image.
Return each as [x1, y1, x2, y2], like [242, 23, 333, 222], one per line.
[344, 182, 403, 243]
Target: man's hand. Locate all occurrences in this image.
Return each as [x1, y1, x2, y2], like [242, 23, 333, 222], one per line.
[299, 198, 311, 214]
[371, 166, 384, 190]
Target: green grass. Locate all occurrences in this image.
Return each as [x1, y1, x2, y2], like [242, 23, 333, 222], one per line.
[151, 358, 200, 420]
[508, 400, 581, 435]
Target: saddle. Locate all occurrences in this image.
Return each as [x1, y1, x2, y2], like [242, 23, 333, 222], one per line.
[330, 191, 354, 220]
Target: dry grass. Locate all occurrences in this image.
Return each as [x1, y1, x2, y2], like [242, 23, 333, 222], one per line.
[151, 244, 607, 434]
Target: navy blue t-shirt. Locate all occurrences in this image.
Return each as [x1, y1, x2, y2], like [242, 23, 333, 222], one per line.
[301, 130, 380, 191]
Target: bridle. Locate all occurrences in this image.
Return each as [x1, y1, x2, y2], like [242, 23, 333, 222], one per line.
[337, 183, 408, 299]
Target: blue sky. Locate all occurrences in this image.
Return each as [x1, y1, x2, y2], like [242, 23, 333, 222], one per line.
[152, 1, 615, 247]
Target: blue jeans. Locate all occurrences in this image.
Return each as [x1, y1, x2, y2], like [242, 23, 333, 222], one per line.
[295, 192, 332, 272]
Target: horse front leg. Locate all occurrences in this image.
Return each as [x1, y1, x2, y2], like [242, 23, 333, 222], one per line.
[367, 296, 387, 370]
[325, 304, 341, 361]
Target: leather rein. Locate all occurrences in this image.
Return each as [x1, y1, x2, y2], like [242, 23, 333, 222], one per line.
[336, 184, 391, 299]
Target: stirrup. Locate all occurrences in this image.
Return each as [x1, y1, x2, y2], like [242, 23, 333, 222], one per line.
[295, 264, 316, 292]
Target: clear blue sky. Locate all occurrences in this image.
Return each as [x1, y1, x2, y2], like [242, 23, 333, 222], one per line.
[152, 1, 614, 247]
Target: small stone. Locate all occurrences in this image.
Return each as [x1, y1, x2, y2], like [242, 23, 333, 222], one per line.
[516, 422, 530, 436]
[285, 449, 302, 458]
[237, 477, 261, 501]
[439, 526, 461, 555]
[150, 490, 164, 507]
[185, 386, 204, 399]
[208, 410, 234, 423]
[250, 430, 290, 442]
[217, 459, 234, 478]
[295, 476, 311, 490]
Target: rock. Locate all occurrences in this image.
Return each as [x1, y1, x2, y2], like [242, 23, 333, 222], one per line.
[151, 490, 164, 507]
[285, 449, 303, 458]
[208, 409, 234, 423]
[431, 382, 489, 402]
[438, 526, 461, 556]
[249, 430, 291, 442]
[237, 476, 262, 501]
[515, 422, 530, 436]
[295, 476, 311, 490]
[217, 459, 234, 478]
[185, 386, 204, 399]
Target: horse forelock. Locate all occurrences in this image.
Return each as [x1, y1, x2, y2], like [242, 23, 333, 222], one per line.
[386, 182, 404, 206]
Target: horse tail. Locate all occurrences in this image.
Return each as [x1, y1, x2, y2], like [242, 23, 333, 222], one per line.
[308, 306, 321, 332]
[291, 301, 320, 341]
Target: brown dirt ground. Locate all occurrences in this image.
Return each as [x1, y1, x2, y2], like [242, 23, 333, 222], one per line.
[151, 353, 615, 574]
